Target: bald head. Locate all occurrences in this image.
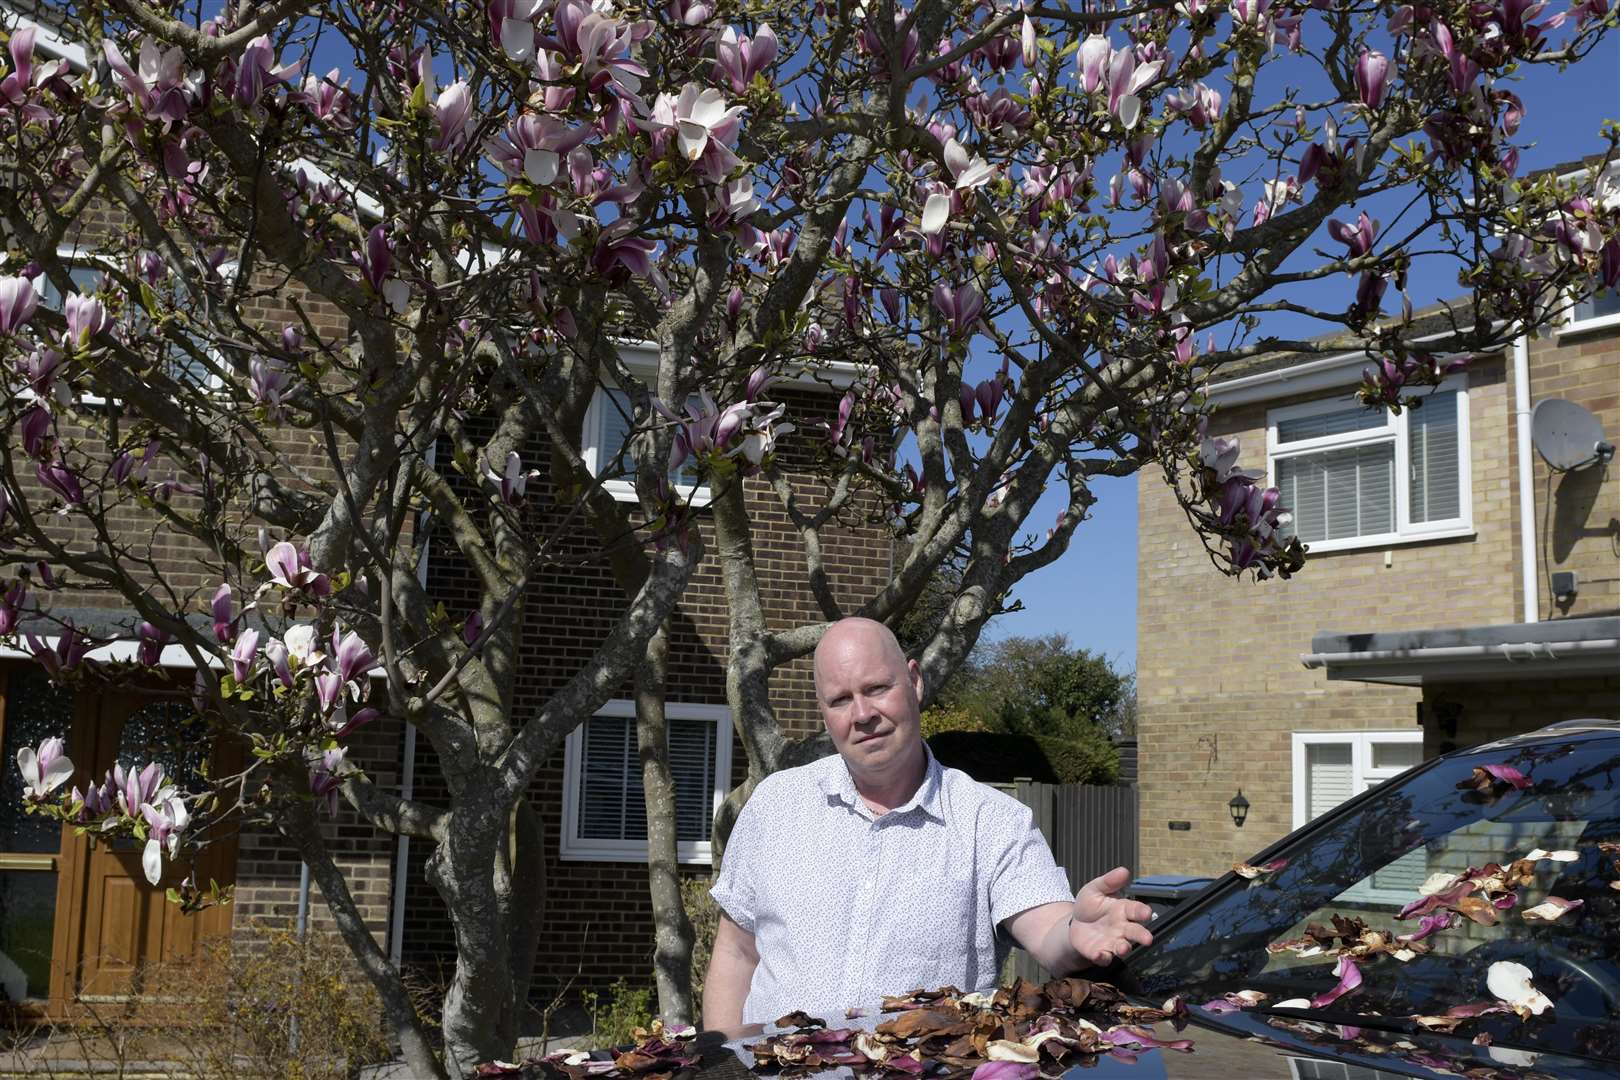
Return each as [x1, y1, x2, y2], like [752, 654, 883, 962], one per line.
[813, 618, 909, 698]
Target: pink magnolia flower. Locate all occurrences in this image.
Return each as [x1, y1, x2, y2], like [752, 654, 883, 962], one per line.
[1328, 211, 1379, 259]
[0, 275, 38, 334]
[432, 80, 473, 152]
[263, 638, 294, 689]
[101, 38, 191, 122]
[930, 282, 985, 339]
[263, 541, 331, 596]
[20, 403, 52, 458]
[309, 747, 348, 814]
[592, 222, 658, 281]
[486, 114, 592, 185]
[921, 139, 999, 235]
[62, 292, 108, 349]
[249, 357, 293, 416]
[234, 34, 301, 107]
[1355, 49, 1390, 109]
[485, 451, 540, 504]
[17, 736, 72, 801]
[672, 84, 744, 182]
[139, 794, 188, 885]
[212, 583, 236, 643]
[136, 620, 170, 667]
[230, 627, 260, 683]
[331, 626, 376, 686]
[713, 23, 778, 92]
[315, 669, 345, 713]
[551, 0, 649, 97]
[295, 68, 353, 128]
[36, 457, 84, 507]
[27, 622, 90, 680]
[355, 225, 411, 314]
[0, 582, 28, 636]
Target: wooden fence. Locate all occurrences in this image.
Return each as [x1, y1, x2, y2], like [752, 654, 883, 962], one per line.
[1003, 782, 1139, 984]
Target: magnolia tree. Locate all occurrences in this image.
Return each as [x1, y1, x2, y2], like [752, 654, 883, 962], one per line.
[3, 0, 1618, 1072]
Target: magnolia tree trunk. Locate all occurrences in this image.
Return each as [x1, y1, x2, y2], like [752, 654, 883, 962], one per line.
[637, 625, 697, 1026]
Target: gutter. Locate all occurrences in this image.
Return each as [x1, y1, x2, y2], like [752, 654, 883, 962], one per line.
[1302, 637, 1620, 670]
[1204, 322, 1483, 406]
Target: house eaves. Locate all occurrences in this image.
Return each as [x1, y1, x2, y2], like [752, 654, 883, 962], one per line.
[1300, 616, 1620, 686]
[1203, 300, 1488, 407]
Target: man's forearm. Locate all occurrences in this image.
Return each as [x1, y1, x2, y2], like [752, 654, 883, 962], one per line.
[1028, 905, 1087, 975]
[700, 948, 757, 1030]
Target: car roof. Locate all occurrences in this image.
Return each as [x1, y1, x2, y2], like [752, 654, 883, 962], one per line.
[1471, 718, 1620, 752]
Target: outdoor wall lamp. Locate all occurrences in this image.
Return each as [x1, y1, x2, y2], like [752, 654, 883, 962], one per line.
[1228, 789, 1250, 828]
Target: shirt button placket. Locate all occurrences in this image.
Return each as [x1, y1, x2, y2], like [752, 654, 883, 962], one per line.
[842, 816, 881, 1007]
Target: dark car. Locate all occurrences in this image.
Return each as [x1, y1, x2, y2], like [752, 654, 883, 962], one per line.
[1116, 717, 1620, 1078]
[692, 720, 1620, 1080]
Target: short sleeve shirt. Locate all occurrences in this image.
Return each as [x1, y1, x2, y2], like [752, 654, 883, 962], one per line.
[709, 747, 1074, 1024]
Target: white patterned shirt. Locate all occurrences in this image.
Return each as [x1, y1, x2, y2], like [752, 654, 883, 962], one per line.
[709, 747, 1075, 1024]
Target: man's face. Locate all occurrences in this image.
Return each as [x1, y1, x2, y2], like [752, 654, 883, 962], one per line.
[815, 631, 925, 777]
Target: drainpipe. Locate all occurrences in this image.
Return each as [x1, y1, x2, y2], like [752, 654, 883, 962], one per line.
[291, 859, 310, 1053]
[388, 721, 417, 968]
[1513, 334, 1538, 623]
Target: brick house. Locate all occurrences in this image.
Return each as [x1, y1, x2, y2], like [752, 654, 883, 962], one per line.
[0, 7, 884, 1019]
[1136, 163, 1620, 878]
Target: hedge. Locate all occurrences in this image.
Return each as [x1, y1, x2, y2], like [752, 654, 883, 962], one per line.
[926, 729, 1120, 786]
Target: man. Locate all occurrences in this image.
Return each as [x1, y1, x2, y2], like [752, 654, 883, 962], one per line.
[703, 617, 1153, 1029]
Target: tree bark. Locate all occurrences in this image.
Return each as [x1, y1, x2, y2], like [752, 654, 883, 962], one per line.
[636, 623, 696, 1025]
[428, 785, 516, 1078]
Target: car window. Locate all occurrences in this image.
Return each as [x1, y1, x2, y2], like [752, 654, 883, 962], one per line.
[1128, 732, 1620, 1060]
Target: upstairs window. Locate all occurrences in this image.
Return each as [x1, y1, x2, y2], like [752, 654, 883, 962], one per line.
[585, 386, 708, 503]
[36, 253, 224, 393]
[1266, 380, 1471, 554]
[1568, 284, 1620, 332]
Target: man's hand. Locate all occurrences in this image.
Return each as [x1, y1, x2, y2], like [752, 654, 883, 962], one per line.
[1067, 866, 1154, 966]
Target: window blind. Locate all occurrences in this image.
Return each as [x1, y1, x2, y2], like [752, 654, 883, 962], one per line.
[1304, 742, 1355, 820]
[1275, 443, 1395, 543]
[1408, 391, 1460, 524]
[1276, 404, 1386, 443]
[1573, 285, 1620, 323]
[1365, 740, 1428, 894]
[599, 389, 698, 485]
[577, 714, 717, 845]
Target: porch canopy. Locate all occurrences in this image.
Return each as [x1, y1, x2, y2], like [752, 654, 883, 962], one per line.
[1300, 616, 1620, 686]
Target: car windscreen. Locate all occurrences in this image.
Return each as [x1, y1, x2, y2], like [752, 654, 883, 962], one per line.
[1126, 731, 1620, 1061]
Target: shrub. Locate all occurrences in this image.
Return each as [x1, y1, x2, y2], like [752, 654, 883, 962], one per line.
[919, 704, 988, 738]
[927, 729, 1120, 785]
[681, 874, 720, 1004]
[580, 977, 656, 1050]
[22, 925, 392, 1080]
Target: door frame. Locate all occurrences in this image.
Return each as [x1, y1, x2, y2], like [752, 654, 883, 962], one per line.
[34, 673, 240, 1020]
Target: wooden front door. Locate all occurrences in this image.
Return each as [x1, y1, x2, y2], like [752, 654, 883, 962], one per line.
[54, 686, 238, 1011]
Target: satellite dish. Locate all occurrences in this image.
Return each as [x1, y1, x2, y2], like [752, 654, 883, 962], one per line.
[1531, 398, 1616, 472]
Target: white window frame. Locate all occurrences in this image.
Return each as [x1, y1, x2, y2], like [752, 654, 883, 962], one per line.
[559, 699, 732, 864]
[582, 382, 712, 506]
[28, 246, 231, 403]
[1265, 376, 1472, 554]
[1561, 284, 1620, 337]
[1292, 730, 1425, 905]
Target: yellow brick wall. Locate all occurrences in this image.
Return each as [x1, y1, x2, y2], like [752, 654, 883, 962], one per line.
[1136, 356, 1519, 876]
[1524, 327, 1620, 620]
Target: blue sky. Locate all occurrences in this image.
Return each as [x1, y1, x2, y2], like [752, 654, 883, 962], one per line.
[994, 37, 1620, 674]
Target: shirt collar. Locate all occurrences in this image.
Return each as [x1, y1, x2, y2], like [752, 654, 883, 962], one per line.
[819, 742, 945, 823]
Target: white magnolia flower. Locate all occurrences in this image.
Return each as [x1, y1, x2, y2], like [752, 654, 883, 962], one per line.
[282, 623, 324, 667]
